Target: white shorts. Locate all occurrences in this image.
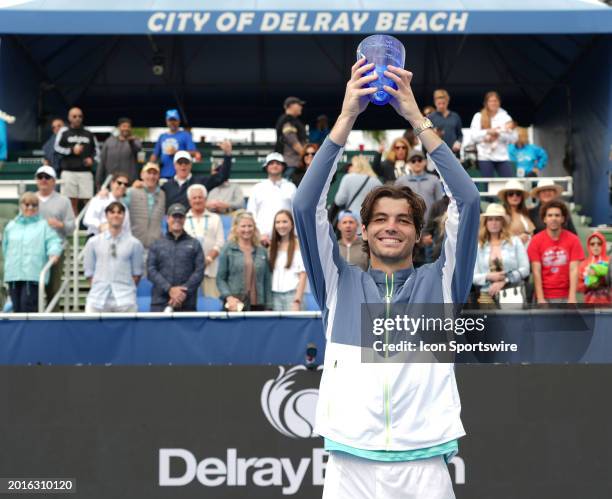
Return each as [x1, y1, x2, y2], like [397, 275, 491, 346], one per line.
[322, 452, 455, 499]
[60, 170, 94, 199]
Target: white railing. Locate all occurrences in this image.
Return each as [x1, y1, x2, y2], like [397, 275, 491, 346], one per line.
[1, 308, 612, 321]
[0, 179, 63, 200]
[470, 176, 573, 198]
[37, 241, 67, 313]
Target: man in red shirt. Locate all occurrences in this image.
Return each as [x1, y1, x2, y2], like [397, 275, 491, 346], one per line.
[527, 200, 584, 303]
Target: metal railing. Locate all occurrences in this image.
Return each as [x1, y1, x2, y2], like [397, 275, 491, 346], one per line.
[37, 242, 67, 313]
[0, 179, 63, 200]
[471, 176, 573, 198]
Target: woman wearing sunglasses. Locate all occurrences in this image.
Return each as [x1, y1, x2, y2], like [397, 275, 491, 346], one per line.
[291, 143, 319, 188]
[372, 137, 412, 183]
[497, 179, 534, 246]
[2, 192, 62, 312]
[578, 232, 611, 305]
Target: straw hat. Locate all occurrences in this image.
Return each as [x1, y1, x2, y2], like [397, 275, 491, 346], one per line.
[497, 179, 529, 201]
[530, 178, 563, 198]
[480, 203, 510, 223]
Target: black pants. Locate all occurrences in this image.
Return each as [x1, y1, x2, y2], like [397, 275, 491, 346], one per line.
[8, 281, 39, 313]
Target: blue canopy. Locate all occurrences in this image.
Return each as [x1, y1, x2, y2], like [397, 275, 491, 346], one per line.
[1, 0, 611, 35]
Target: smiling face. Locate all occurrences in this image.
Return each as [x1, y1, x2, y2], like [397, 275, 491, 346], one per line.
[141, 167, 160, 189]
[266, 160, 284, 178]
[188, 188, 206, 214]
[175, 158, 192, 179]
[111, 176, 129, 199]
[237, 217, 255, 243]
[362, 197, 418, 267]
[485, 94, 500, 114]
[274, 212, 293, 239]
[21, 198, 39, 218]
[106, 206, 125, 229]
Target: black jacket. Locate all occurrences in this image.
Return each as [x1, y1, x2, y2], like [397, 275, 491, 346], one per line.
[54, 126, 99, 172]
[147, 231, 204, 311]
[162, 155, 232, 210]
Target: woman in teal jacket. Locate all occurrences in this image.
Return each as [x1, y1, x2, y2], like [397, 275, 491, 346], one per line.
[216, 211, 271, 311]
[3, 192, 63, 312]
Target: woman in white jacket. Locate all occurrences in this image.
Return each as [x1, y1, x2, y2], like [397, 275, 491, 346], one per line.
[470, 91, 518, 178]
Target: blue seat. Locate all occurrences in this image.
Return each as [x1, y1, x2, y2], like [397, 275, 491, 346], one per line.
[303, 293, 320, 311]
[197, 296, 223, 312]
[221, 215, 233, 238]
[137, 278, 152, 297]
[136, 295, 150, 312]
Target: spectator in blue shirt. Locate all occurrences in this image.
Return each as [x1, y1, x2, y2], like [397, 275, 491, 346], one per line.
[150, 109, 199, 178]
[428, 89, 463, 156]
[508, 127, 548, 177]
[83, 201, 144, 313]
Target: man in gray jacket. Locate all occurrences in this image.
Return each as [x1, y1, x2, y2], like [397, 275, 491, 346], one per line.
[35, 165, 75, 303]
[96, 117, 142, 188]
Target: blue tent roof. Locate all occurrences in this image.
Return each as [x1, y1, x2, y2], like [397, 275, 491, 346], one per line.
[1, 0, 611, 35]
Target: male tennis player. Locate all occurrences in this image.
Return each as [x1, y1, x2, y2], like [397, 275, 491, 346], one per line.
[293, 59, 480, 498]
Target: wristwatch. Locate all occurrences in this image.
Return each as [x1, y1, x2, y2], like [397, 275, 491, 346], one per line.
[413, 118, 434, 136]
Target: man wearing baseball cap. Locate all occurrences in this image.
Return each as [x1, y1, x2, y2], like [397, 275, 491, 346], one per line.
[246, 152, 296, 246]
[147, 203, 204, 312]
[150, 109, 199, 178]
[35, 165, 76, 305]
[274, 96, 307, 177]
[123, 162, 166, 251]
[161, 142, 233, 210]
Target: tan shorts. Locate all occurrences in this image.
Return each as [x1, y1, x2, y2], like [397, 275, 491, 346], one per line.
[60, 171, 94, 199]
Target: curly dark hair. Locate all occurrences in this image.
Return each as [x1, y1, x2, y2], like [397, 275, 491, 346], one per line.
[360, 185, 426, 254]
[539, 199, 569, 222]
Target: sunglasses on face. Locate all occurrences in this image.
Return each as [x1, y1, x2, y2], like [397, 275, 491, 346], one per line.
[304, 152, 316, 157]
[115, 180, 129, 187]
[506, 191, 523, 197]
[394, 145, 407, 150]
[36, 174, 53, 180]
[170, 214, 185, 220]
[410, 157, 424, 163]
[22, 203, 38, 208]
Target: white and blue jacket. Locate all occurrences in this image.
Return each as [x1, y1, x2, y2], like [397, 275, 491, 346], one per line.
[293, 137, 480, 451]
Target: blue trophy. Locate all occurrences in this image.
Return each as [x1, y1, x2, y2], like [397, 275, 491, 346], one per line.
[356, 35, 406, 106]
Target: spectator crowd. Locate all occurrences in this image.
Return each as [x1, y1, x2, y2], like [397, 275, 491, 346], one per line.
[2, 92, 610, 313]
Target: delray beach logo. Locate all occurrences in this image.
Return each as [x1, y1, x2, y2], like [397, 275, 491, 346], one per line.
[261, 365, 321, 439]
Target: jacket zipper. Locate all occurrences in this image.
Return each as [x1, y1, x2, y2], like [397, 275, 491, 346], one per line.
[383, 273, 394, 449]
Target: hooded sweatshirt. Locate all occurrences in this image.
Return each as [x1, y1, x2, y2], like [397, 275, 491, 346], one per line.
[578, 232, 611, 304]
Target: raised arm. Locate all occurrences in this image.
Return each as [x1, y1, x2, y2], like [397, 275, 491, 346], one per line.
[383, 65, 480, 304]
[293, 58, 377, 312]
